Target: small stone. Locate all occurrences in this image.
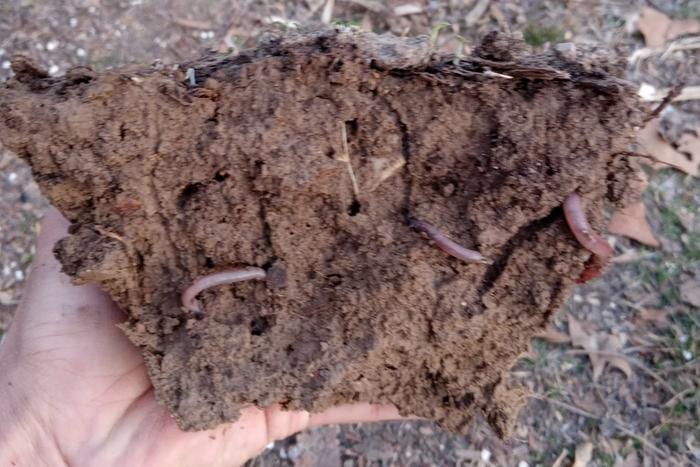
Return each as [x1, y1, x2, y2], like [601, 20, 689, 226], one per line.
[46, 39, 59, 51]
[480, 449, 491, 462]
[586, 296, 601, 307]
[69, 17, 78, 27]
[418, 425, 433, 436]
[14, 270, 24, 281]
[7, 172, 17, 183]
[48, 64, 60, 75]
[76, 48, 86, 58]
[682, 350, 693, 361]
[573, 294, 583, 303]
[1, 61, 10, 70]
[518, 461, 529, 467]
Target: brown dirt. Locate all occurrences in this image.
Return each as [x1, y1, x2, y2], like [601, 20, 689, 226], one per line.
[0, 29, 643, 436]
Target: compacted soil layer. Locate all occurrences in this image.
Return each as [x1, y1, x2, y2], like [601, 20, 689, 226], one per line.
[0, 30, 642, 436]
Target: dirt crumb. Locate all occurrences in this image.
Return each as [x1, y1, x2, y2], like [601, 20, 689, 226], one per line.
[0, 30, 643, 436]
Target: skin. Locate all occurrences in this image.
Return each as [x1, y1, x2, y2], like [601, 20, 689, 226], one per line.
[0, 208, 402, 467]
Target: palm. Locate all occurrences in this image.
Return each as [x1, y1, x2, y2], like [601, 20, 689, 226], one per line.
[2, 208, 400, 466]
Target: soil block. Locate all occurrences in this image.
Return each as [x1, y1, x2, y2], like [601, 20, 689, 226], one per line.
[0, 30, 644, 436]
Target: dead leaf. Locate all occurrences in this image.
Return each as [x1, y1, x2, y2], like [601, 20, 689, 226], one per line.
[637, 308, 670, 328]
[535, 326, 571, 344]
[637, 119, 700, 177]
[568, 315, 634, 381]
[601, 334, 633, 379]
[552, 449, 568, 467]
[573, 441, 593, 467]
[568, 315, 606, 380]
[680, 279, 700, 307]
[608, 202, 660, 247]
[635, 7, 700, 48]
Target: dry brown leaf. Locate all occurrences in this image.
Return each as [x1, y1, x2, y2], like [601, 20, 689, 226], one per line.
[638, 308, 670, 328]
[568, 315, 634, 381]
[637, 119, 700, 177]
[568, 315, 606, 380]
[635, 7, 700, 48]
[680, 279, 700, 307]
[535, 326, 571, 344]
[573, 441, 594, 467]
[608, 202, 660, 247]
[602, 334, 633, 379]
[552, 449, 569, 467]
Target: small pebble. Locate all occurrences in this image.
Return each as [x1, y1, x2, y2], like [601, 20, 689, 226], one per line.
[587, 296, 601, 307]
[480, 449, 491, 462]
[48, 64, 60, 76]
[609, 302, 617, 309]
[1, 60, 10, 70]
[679, 335, 688, 344]
[14, 270, 24, 281]
[682, 350, 693, 361]
[460, 301, 467, 307]
[46, 39, 59, 51]
[7, 172, 17, 183]
[69, 17, 78, 28]
[572, 294, 583, 303]
[265, 442, 274, 450]
[2, 265, 10, 276]
[518, 461, 529, 467]
[76, 48, 86, 57]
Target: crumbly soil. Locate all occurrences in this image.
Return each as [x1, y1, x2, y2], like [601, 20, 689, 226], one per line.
[0, 29, 643, 436]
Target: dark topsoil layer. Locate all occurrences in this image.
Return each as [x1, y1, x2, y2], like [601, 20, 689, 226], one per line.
[0, 30, 643, 436]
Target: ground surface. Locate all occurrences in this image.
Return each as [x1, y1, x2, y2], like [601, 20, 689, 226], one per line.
[0, 1, 698, 466]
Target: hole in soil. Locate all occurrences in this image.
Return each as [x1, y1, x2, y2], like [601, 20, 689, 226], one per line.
[250, 316, 272, 336]
[546, 167, 556, 176]
[119, 123, 126, 141]
[177, 182, 203, 207]
[213, 170, 229, 182]
[325, 147, 336, 159]
[345, 119, 358, 137]
[348, 199, 361, 216]
[204, 257, 214, 268]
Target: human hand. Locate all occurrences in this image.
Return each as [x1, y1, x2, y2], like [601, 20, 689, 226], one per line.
[0, 208, 401, 467]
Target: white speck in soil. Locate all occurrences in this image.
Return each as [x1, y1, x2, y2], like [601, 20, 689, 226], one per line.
[609, 302, 617, 309]
[679, 334, 688, 344]
[69, 17, 78, 28]
[48, 64, 60, 76]
[460, 301, 467, 306]
[682, 350, 693, 361]
[35, 42, 44, 51]
[2, 265, 10, 276]
[0, 48, 5, 56]
[14, 270, 24, 281]
[7, 172, 17, 183]
[573, 294, 583, 303]
[586, 296, 601, 307]
[1, 61, 10, 70]
[265, 442, 274, 450]
[46, 39, 59, 52]
[480, 449, 491, 462]
[76, 48, 86, 57]
[518, 461, 529, 467]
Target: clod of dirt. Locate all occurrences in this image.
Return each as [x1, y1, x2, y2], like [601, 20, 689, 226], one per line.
[0, 29, 644, 436]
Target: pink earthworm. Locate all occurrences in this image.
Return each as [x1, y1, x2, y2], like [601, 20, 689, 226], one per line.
[181, 266, 267, 318]
[563, 192, 613, 258]
[409, 218, 491, 264]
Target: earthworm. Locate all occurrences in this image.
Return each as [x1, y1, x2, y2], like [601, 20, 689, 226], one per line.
[409, 218, 491, 264]
[563, 192, 613, 258]
[181, 267, 267, 318]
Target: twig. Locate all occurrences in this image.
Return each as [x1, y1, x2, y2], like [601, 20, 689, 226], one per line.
[321, 0, 334, 24]
[663, 387, 695, 408]
[338, 121, 360, 199]
[531, 394, 669, 459]
[565, 349, 676, 395]
[644, 83, 685, 123]
[93, 225, 127, 245]
[616, 151, 692, 173]
[552, 449, 568, 467]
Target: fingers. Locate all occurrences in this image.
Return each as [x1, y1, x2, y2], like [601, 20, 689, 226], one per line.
[308, 402, 404, 427]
